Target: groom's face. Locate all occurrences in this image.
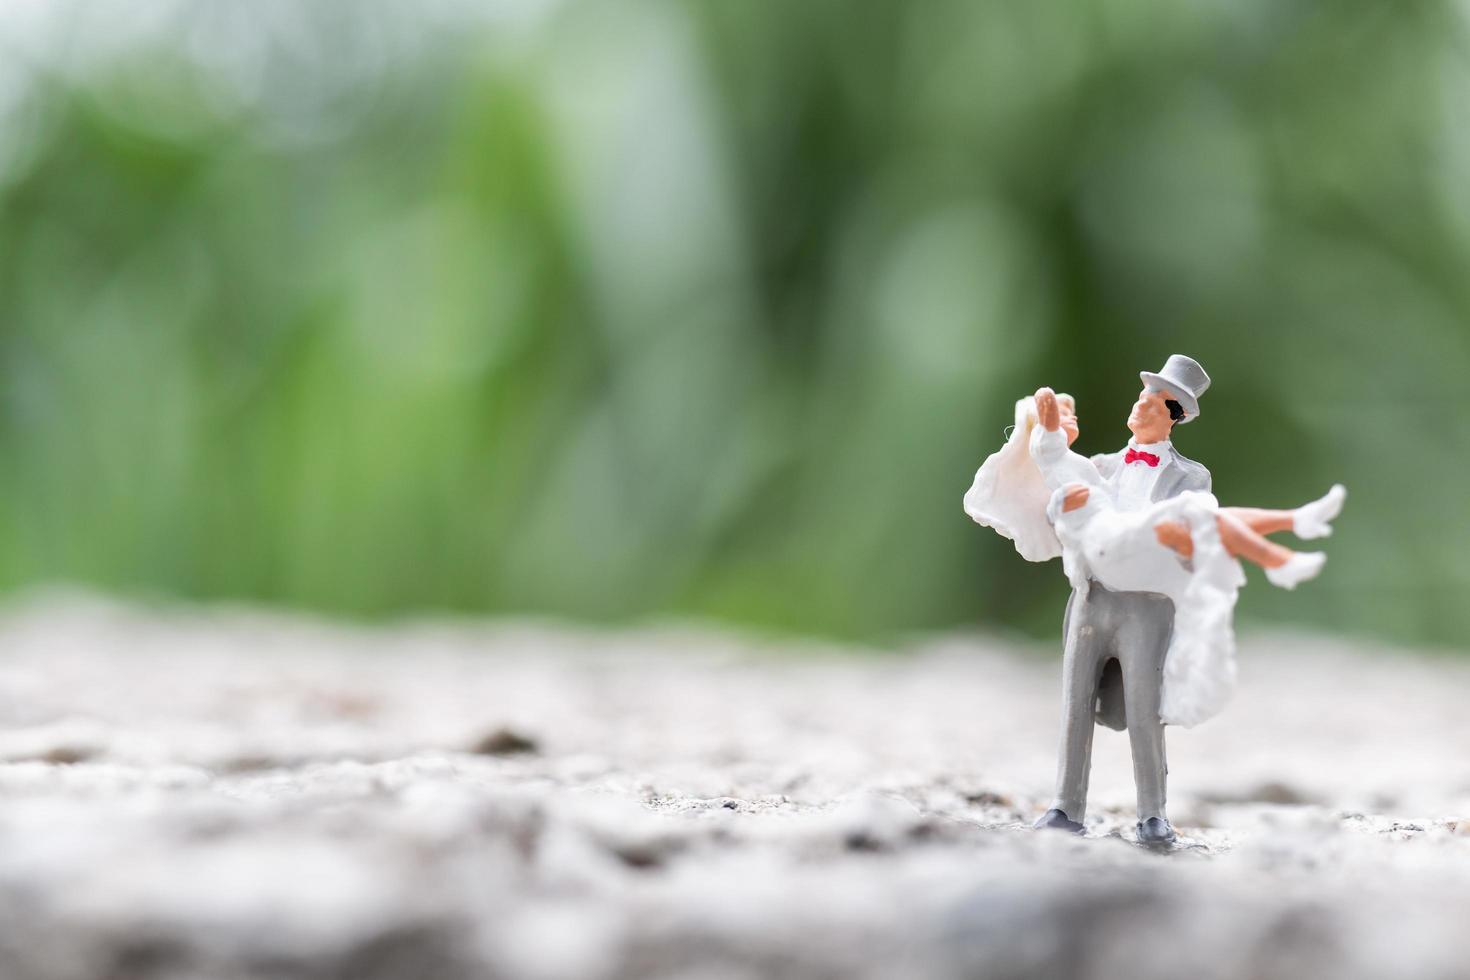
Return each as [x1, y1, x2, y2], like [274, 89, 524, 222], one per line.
[1127, 387, 1174, 443]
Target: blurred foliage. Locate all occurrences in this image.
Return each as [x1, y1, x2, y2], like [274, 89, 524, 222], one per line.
[0, 0, 1465, 646]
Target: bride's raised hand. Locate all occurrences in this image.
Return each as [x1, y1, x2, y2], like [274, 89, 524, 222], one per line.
[1034, 387, 1061, 431]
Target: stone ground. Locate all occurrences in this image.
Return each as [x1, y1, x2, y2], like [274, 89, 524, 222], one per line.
[0, 594, 1468, 980]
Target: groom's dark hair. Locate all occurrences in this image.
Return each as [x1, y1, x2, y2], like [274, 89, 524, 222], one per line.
[1165, 399, 1185, 423]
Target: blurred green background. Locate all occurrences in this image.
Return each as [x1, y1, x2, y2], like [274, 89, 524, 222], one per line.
[0, 0, 1463, 646]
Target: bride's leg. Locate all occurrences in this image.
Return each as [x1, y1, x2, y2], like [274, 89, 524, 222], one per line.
[1156, 513, 1326, 588]
[1155, 514, 1326, 588]
[1222, 486, 1346, 540]
[1216, 512, 1293, 568]
[1219, 513, 1328, 588]
[1219, 507, 1293, 537]
[1156, 514, 1293, 568]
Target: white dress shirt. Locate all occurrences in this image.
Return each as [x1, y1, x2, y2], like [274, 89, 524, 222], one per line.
[1113, 439, 1173, 512]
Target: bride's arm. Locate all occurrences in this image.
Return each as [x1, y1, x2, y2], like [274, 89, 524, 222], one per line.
[1035, 387, 1061, 431]
[1031, 389, 1105, 492]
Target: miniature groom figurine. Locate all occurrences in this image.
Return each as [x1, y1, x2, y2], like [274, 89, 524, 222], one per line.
[1034, 354, 1212, 844]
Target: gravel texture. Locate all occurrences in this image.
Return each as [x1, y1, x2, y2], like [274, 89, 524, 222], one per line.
[0, 595, 1468, 980]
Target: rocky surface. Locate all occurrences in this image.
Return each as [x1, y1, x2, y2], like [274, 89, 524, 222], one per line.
[0, 595, 1468, 979]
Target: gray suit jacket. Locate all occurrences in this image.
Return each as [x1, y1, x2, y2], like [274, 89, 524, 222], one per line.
[1078, 445, 1212, 729]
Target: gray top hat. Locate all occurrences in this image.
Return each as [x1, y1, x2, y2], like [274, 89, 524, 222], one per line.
[1139, 354, 1210, 423]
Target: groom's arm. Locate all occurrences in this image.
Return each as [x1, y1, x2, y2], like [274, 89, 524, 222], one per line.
[1182, 461, 1211, 494]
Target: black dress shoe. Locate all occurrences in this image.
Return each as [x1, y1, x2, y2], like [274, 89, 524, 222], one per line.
[1136, 816, 1176, 845]
[1033, 808, 1085, 834]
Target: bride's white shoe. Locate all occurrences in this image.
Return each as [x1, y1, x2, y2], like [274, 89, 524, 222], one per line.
[1293, 484, 1346, 540]
[1265, 551, 1326, 589]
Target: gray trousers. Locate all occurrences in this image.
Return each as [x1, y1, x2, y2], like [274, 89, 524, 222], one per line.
[1051, 581, 1173, 822]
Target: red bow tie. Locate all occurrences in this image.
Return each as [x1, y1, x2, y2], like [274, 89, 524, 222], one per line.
[1125, 448, 1161, 467]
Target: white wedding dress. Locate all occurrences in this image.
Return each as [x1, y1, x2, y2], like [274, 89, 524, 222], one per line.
[962, 399, 1064, 562]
